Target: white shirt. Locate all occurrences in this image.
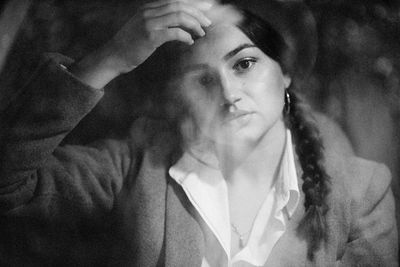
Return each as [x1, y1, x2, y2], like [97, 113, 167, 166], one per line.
[168, 130, 300, 266]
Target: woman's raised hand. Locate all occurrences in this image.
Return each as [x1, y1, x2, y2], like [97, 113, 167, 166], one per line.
[72, 0, 213, 89]
[111, 0, 212, 72]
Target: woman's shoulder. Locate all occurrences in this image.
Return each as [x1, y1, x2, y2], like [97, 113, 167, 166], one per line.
[322, 151, 397, 265]
[323, 150, 392, 208]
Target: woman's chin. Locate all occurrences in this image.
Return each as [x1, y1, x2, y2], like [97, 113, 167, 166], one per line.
[213, 129, 261, 149]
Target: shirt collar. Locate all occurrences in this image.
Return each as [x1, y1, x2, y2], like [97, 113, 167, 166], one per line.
[168, 129, 300, 265]
[275, 130, 300, 218]
[169, 130, 299, 215]
[169, 148, 231, 254]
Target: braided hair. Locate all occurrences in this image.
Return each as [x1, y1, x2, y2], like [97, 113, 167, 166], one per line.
[285, 89, 330, 260]
[237, 8, 331, 260]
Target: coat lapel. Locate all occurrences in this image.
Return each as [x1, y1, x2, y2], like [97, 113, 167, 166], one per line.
[122, 117, 205, 266]
[112, 150, 167, 266]
[164, 177, 204, 266]
[162, 142, 308, 266]
[116, 135, 309, 266]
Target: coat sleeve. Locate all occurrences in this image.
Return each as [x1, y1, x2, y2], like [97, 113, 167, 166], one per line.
[0, 53, 134, 218]
[339, 163, 398, 266]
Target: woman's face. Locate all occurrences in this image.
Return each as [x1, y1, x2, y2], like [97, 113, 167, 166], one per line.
[175, 17, 291, 147]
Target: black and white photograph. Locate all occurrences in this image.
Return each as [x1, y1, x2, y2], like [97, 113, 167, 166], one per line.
[0, 0, 399, 266]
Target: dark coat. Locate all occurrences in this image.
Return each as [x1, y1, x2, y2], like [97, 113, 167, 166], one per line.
[0, 54, 397, 266]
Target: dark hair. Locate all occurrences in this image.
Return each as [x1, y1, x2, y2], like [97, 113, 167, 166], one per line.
[237, 9, 331, 260]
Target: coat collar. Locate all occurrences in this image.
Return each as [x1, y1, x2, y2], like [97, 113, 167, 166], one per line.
[122, 117, 308, 266]
[162, 142, 307, 266]
[164, 179, 205, 266]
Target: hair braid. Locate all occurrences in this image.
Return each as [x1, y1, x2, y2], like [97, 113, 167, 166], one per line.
[284, 90, 331, 260]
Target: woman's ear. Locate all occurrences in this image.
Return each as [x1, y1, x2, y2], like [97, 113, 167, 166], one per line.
[283, 75, 292, 89]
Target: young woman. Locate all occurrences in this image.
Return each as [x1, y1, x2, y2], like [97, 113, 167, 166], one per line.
[0, 0, 397, 266]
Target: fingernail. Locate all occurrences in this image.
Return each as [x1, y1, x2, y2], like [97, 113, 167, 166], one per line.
[204, 17, 212, 27]
[199, 29, 205, 36]
[196, 2, 213, 10]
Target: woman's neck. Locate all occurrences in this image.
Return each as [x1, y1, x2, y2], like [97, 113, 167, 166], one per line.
[216, 120, 287, 188]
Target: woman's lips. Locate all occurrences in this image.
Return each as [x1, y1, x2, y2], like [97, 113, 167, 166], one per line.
[222, 110, 253, 124]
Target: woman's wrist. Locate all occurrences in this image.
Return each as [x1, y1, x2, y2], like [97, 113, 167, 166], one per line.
[69, 43, 129, 89]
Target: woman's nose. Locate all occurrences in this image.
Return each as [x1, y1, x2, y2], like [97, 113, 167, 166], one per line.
[218, 74, 241, 106]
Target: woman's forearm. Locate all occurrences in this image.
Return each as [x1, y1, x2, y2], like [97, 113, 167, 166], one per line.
[0, 54, 104, 180]
[69, 43, 125, 90]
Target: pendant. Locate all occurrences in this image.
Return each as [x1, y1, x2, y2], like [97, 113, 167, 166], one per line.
[231, 223, 249, 249]
[239, 236, 245, 249]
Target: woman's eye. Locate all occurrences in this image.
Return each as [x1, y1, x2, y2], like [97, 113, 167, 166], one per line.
[233, 58, 256, 72]
[198, 74, 215, 87]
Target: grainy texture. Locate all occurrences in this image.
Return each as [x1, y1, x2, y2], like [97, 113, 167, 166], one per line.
[0, 54, 397, 266]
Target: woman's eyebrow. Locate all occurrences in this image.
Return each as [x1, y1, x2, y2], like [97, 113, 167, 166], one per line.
[223, 43, 256, 61]
[182, 63, 209, 74]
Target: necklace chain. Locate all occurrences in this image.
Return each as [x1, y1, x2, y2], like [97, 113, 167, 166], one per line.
[230, 223, 251, 249]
